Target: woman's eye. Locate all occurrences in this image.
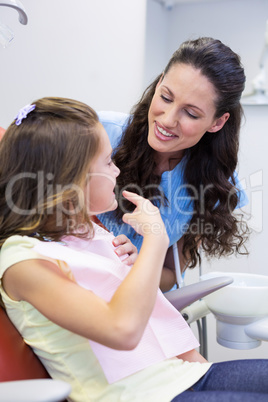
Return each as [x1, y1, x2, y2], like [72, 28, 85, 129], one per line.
[108, 160, 113, 166]
[160, 94, 172, 103]
[186, 110, 198, 119]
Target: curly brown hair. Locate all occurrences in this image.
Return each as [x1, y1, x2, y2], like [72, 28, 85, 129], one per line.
[112, 37, 249, 267]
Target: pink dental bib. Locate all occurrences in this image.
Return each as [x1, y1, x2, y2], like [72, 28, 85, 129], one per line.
[34, 224, 199, 383]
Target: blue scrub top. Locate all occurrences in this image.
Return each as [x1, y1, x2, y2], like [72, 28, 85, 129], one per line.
[98, 111, 248, 251]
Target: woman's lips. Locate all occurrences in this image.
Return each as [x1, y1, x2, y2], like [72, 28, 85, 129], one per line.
[154, 122, 178, 141]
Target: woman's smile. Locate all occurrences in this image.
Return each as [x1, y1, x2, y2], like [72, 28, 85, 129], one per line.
[155, 121, 178, 140]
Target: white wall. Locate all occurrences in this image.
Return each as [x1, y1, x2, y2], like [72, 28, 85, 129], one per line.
[144, 0, 170, 85]
[167, 0, 268, 96]
[145, 0, 268, 361]
[0, 0, 147, 128]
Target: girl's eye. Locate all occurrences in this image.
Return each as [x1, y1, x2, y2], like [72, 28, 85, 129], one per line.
[108, 160, 113, 166]
[160, 94, 172, 103]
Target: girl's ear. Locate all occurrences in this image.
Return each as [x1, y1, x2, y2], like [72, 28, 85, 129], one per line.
[0, 127, 6, 140]
[208, 112, 230, 133]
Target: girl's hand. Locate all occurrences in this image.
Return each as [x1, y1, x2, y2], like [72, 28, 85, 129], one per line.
[112, 234, 138, 265]
[122, 191, 168, 242]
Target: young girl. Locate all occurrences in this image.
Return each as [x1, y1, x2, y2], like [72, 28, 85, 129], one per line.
[0, 98, 267, 402]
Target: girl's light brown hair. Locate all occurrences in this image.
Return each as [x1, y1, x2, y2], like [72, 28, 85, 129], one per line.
[0, 97, 100, 245]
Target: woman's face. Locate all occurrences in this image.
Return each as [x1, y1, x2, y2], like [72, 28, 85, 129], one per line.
[85, 123, 120, 215]
[148, 63, 229, 162]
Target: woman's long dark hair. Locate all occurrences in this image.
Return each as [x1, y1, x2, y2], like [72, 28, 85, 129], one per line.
[113, 37, 249, 267]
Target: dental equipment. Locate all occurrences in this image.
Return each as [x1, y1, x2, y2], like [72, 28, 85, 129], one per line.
[0, 1, 27, 48]
[242, 20, 268, 105]
[172, 242, 185, 288]
[170, 244, 233, 358]
[201, 271, 268, 349]
[0, 1, 27, 24]
[0, 21, 13, 47]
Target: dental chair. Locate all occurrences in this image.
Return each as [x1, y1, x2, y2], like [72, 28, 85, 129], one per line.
[0, 303, 71, 401]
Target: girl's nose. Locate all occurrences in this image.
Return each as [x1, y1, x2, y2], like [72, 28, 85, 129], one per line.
[114, 163, 120, 177]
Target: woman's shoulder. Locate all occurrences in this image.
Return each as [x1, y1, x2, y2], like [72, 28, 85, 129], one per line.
[98, 110, 130, 126]
[98, 111, 130, 149]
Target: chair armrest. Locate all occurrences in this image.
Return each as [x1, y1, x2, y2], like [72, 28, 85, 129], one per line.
[0, 379, 71, 402]
[164, 276, 233, 311]
[180, 300, 211, 324]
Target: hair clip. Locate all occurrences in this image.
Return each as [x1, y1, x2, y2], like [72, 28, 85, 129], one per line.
[15, 104, 36, 126]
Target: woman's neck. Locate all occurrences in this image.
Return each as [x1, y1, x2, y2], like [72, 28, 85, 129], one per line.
[154, 151, 184, 175]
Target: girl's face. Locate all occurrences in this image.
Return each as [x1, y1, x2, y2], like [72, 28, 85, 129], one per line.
[85, 124, 120, 215]
[148, 63, 229, 163]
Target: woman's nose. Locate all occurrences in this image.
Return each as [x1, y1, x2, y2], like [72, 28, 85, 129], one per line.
[162, 106, 178, 129]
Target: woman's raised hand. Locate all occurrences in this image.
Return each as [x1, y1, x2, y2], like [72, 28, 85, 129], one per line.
[112, 234, 138, 265]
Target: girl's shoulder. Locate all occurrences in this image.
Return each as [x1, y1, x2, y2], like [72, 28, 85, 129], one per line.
[1, 235, 40, 254]
[0, 235, 49, 278]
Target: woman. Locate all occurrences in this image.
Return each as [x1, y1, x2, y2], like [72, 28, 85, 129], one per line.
[98, 37, 249, 291]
